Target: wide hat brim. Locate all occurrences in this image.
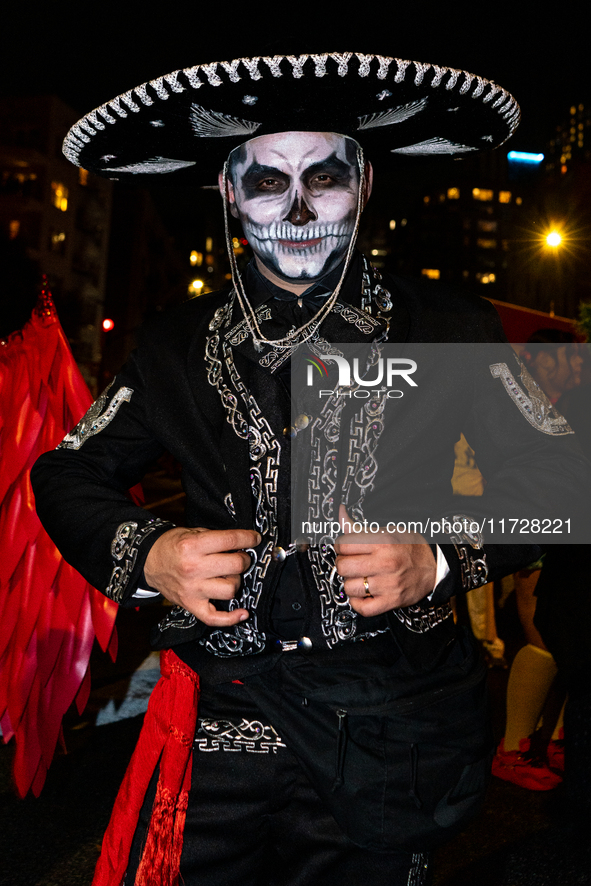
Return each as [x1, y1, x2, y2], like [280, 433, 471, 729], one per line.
[63, 52, 520, 185]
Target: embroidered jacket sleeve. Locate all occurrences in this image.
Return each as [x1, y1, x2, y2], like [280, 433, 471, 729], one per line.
[354, 293, 590, 607]
[31, 348, 175, 606]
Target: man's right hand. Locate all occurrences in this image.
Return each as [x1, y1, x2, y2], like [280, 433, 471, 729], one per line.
[144, 526, 261, 627]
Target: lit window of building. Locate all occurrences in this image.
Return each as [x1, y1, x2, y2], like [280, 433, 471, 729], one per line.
[515, 197, 523, 205]
[421, 269, 440, 280]
[472, 188, 493, 201]
[498, 191, 512, 203]
[476, 272, 496, 284]
[389, 219, 396, 230]
[50, 231, 66, 254]
[51, 182, 68, 211]
[447, 188, 460, 200]
[190, 250, 203, 266]
[9, 220, 20, 239]
[477, 238, 497, 249]
[78, 168, 89, 186]
[423, 195, 430, 204]
[205, 237, 213, 252]
[477, 220, 497, 232]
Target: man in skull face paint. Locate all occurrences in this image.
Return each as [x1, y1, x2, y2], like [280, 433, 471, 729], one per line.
[223, 132, 372, 285]
[30, 53, 588, 886]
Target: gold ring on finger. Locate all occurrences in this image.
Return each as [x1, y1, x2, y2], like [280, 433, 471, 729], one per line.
[363, 576, 373, 598]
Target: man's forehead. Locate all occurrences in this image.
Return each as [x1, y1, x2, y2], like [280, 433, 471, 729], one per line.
[232, 131, 353, 169]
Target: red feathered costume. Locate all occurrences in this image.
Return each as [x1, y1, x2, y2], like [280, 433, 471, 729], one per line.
[0, 283, 118, 797]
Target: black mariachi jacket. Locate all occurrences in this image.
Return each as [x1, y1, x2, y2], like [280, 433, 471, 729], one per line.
[31, 255, 586, 669]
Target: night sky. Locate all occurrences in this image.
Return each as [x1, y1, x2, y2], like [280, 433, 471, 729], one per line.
[2, 5, 588, 152]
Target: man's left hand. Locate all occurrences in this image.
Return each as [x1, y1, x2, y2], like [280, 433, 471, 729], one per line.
[334, 505, 437, 616]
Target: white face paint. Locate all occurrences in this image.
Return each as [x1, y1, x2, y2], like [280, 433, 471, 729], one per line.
[226, 132, 362, 283]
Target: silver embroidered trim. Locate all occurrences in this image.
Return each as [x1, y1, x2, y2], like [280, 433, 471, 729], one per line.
[490, 361, 574, 436]
[413, 62, 430, 85]
[449, 514, 489, 591]
[195, 718, 286, 753]
[200, 63, 223, 86]
[190, 104, 260, 138]
[58, 382, 133, 449]
[149, 77, 170, 100]
[331, 302, 381, 333]
[356, 53, 373, 77]
[163, 71, 185, 94]
[430, 65, 448, 88]
[304, 360, 391, 646]
[204, 305, 279, 655]
[106, 519, 173, 603]
[156, 604, 198, 635]
[394, 59, 412, 83]
[121, 89, 141, 112]
[392, 138, 478, 155]
[225, 304, 273, 346]
[220, 59, 242, 82]
[390, 601, 455, 633]
[224, 492, 236, 518]
[286, 54, 309, 78]
[102, 157, 196, 174]
[134, 83, 154, 107]
[407, 852, 430, 886]
[358, 98, 428, 131]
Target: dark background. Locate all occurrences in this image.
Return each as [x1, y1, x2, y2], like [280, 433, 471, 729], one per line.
[2, 4, 586, 153]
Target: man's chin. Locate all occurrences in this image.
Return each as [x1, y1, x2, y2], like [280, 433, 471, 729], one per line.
[258, 253, 344, 285]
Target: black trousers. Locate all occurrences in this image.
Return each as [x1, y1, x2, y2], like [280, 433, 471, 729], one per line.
[126, 680, 430, 886]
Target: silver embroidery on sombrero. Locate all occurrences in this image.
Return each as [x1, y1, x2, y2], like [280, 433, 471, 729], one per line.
[62, 53, 520, 167]
[190, 104, 261, 138]
[357, 98, 428, 130]
[102, 157, 197, 174]
[490, 360, 574, 436]
[392, 138, 478, 155]
[58, 381, 133, 450]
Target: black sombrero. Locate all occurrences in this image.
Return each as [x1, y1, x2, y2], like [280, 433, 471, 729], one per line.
[63, 52, 520, 184]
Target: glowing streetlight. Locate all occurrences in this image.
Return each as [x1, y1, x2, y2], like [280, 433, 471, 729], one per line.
[546, 231, 562, 248]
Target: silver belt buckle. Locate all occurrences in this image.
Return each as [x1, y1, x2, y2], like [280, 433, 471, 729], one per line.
[276, 637, 313, 652]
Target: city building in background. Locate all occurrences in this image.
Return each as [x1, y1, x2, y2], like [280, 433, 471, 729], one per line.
[369, 106, 591, 321]
[100, 187, 188, 386]
[0, 96, 112, 391]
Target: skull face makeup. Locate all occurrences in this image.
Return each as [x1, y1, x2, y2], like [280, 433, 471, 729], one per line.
[222, 132, 371, 285]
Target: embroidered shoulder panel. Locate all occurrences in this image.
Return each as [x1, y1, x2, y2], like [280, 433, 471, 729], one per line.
[58, 380, 134, 450]
[490, 360, 574, 436]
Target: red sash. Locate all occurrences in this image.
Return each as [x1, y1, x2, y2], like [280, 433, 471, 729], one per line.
[92, 649, 199, 886]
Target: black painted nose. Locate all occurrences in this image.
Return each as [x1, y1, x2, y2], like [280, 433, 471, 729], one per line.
[284, 195, 317, 226]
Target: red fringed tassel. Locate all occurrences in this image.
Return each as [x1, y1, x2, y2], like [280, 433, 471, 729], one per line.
[92, 650, 199, 886]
